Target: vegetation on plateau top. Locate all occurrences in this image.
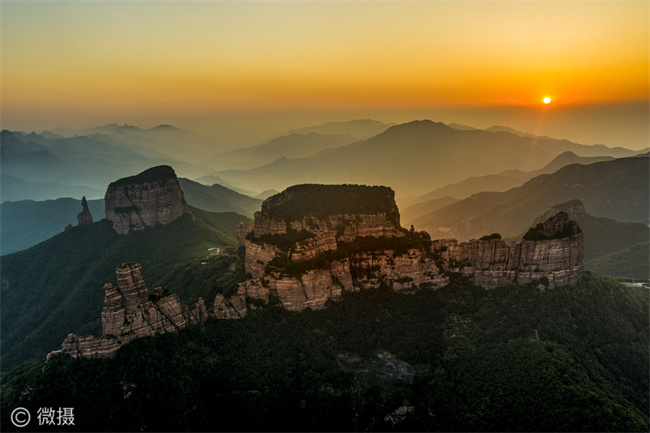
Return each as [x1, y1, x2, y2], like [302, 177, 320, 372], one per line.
[263, 184, 399, 222]
[108, 165, 177, 188]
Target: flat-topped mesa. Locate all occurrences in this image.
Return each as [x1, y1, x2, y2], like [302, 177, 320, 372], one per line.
[228, 192, 584, 315]
[245, 184, 404, 278]
[50, 263, 207, 360]
[431, 211, 584, 290]
[231, 184, 447, 313]
[252, 184, 402, 237]
[104, 165, 191, 234]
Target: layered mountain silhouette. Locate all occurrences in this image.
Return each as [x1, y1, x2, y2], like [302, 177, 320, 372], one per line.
[177, 178, 261, 216]
[400, 151, 615, 221]
[286, 119, 394, 138]
[210, 120, 642, 196]
[0, 128, 215, 201]
[1, 178, 260, 255]
[409, 157, 649, 240]
[210, 132, 358, 170]
[0, 175, 104, 203]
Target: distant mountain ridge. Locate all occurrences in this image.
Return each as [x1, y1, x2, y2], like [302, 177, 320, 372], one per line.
[0, 197, 104, 255]
[400, 151, 616, 221]
[450, 123, 650, 155]
[411, 156, 649, 240]
[210, 120, 642, 196]
[178, 178, 261, 216]
[286, 119, 394, 138]
[1, 127, 216, 201]
[1, 175, 104, 203]
[210, 132, 358, 170]
[1, 176, 261, 254]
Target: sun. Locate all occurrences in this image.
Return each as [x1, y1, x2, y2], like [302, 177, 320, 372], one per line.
[543, 96, 551, 104]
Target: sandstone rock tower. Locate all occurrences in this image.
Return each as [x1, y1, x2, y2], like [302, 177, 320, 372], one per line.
[104, 165, 191, 234]
[51, 263, 208, 359]
[77, 196, 93, 225]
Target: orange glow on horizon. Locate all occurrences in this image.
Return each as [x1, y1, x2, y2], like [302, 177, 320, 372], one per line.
[1, 1, 647, 130]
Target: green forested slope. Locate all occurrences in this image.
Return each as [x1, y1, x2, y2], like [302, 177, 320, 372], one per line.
[2, 273, 647, 432]
[178, 178, 262, 216]
[413, 157, 649, 239]
[0, 207, 250, 372]
[586, 241, 650, 279]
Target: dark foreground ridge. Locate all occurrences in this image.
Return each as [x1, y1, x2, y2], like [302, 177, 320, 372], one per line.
[9, 272, 648, 432]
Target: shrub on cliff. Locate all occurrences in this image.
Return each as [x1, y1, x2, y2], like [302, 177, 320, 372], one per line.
[108, 165, 177, 187]
[246, 229, 316, 251]
[479, 233, 502, 241]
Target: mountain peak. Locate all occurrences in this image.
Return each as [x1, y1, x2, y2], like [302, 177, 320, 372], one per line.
[379, 119, 452, 137]
[105, 166, 191, 234]
[151, 124, 179, 131]
[541, 151, 614, 174]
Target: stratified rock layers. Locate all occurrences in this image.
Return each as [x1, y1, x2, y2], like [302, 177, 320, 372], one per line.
[226, 184, 584, 315]
[104, 165, 191, 234]
[431, 213, 583, 290]
[51, 263, 207, 359]
[233, 185, 447, 312]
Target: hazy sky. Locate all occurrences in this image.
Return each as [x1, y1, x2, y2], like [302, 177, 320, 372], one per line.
[2, 1, 648, 150]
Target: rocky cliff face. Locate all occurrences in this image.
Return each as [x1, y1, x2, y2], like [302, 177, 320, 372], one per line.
[228, 185, 448, 312]
[431, 212, 583, 289]
[104, 165, 192, 234]
[50, 263, 207, 359]
[222, 187, 584, 315]
[245, 185, 404, 278]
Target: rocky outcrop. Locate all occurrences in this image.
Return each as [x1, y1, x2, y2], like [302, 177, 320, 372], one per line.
[77, 196, 93, 225]
[213, 286, 248, 319]
[222, 187, 585, 316]
[244, 241, 282, 279]
[349, 249, 447, 291]
[225, 185, 449, 313]
[431, 212, 583, 289]
[237, 222, 247, 248]
[245, 185, 404, 277]
[50, 263, 207, 359]
[104, 165, 191, 234]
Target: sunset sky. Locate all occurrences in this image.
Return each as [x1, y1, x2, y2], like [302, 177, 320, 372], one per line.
[2, 1, 648, 149]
